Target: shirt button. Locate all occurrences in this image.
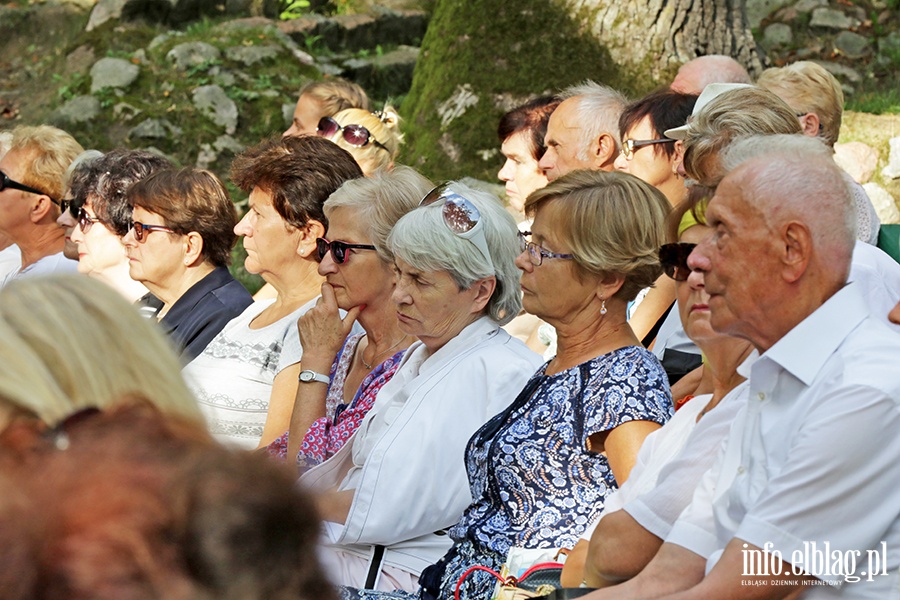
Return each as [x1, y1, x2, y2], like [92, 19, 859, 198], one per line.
[757, 392, 766, 401]
[737, 466, 746, 474]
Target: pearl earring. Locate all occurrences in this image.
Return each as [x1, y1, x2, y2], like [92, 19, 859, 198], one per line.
[600, 299, 607, 315]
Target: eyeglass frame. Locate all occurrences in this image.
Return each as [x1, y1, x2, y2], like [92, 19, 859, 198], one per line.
[658, 242, 696, 282]
[316, 116, 390, 154]
[59, 197, 82, 219]
[620, 138, 675, 161]
[77, 206, 104, 233]
[0, 171, 58, 205]
[130, 220, 177, 242]
[517, 230, 574, 266]
[419, 183, 495, 273]
[316, 237, 377, 264]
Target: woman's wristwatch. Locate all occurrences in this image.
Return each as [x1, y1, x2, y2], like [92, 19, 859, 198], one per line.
[298, 369, 330, 384]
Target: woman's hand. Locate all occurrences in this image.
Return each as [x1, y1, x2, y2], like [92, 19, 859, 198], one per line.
[297, 282, 363, 367]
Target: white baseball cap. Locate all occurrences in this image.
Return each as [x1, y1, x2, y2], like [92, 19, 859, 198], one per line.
[664, 82, 755, 140]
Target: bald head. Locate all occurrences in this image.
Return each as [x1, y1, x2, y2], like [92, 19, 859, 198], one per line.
[671, 55, 752, 94]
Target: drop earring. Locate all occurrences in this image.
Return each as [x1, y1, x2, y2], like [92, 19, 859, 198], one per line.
[600, 299, 607, 315]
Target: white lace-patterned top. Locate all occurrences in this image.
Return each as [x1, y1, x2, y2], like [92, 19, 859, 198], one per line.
[183, 297, 314, 449]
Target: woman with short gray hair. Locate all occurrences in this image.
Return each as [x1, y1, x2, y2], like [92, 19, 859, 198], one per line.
[301, 181, 542, 593]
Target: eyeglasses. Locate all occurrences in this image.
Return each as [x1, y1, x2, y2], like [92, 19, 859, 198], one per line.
[316, 237, 376, 264]
[659, 242, 696, 282]
[77, 207, 104, 233]
[131, 221, 176, 242]
[316, 116, 390, 154]
[0, 171, 58, 204]
[419, 183, 494, 272]
[60, 197, 80, 218]
[517, 230, 573, 266]
[620, 138, 674, 161]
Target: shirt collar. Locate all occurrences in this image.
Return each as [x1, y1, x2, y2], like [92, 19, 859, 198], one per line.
[760, 282, 868, 386]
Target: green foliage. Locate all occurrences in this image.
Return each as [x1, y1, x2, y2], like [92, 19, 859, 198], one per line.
[846, 82, 900, 114]
[280, 0, 311, 20]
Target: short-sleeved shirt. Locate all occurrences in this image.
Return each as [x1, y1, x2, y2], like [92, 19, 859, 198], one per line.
[0, 250, 77, 287]
[448, 345, 673, 556]
[183, 297, 314, 449]
[666, 283, 900, 597]
[145, 266, 253, 363]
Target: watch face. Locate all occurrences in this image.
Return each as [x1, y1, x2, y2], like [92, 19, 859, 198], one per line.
[300, 371, 313, 382]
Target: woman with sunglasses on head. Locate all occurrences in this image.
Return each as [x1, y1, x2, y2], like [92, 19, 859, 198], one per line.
[122, 167, 253, 363]
[68, 149, 169, 305]
[265, 166, 430, 468]
[573, 188, 755, 593]
[318, 105, 402, 176]
[336, 170, 672, 600]
[183, 136, 363, 450]
[301, 182, 542, 593]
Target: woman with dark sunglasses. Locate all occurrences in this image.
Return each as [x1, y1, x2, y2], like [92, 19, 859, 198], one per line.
[265, 166, 431, 469]
[122, 166, 253, 363]
[317, 106, 402, 176]
[301, 181, 542, 593]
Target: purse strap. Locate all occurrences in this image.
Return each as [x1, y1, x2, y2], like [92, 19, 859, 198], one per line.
[454, 562, 565, 600]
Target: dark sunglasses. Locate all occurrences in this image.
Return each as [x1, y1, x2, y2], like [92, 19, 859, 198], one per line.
[419, 182, 494, 270]
[316, 237, 376, 264]
[659, 242, 696, 282]
[0, 171, 58, 204]
[59, 197, 81, 218]
[131, 221, 176, 242]
[316, 116, 390, 154]
[77, 207, 103, 233]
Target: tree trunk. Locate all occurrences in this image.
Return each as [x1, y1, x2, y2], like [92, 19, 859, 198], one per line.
[400, 0, 764, 182]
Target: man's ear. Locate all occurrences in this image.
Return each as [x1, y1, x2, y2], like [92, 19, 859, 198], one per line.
[29, 195, 55, 224]
[296, 218, 326, 259]
[672, 141, 686, 176]
[781, 221, 812, 283]
[799, 113, 821, 138]
[594, 133, 618, 171]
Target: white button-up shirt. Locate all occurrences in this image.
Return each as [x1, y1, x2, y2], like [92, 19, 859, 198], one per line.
[667, 282, 900, 598]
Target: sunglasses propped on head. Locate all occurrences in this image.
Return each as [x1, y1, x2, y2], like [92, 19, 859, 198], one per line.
[316, 116, 390, 154]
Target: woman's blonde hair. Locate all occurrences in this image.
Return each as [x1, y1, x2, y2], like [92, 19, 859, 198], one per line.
[0, 276, 201, 426]
[328, 106, 403, 175]
[525, 170, 669, 302]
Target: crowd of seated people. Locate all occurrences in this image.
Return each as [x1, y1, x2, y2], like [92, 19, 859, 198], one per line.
[1, 58, 899, 600]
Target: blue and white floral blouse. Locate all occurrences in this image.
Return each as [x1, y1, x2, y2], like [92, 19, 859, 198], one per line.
[448, 345, 673, 556]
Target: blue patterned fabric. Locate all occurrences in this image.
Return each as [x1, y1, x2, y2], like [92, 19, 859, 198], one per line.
[340, 346, 672, 600]
[449, 345, 672, 556]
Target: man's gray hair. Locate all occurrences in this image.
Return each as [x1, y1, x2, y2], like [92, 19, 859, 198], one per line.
[560, 80, 628, 158]
[388, 182, 522, 325]
[723, 134, 856, 283]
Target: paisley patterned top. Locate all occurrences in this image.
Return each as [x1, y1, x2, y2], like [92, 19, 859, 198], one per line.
[448, 345, 672, 556]
[266, 333, 405, 471]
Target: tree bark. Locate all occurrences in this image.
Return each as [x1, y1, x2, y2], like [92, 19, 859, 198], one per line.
[401, 0, 764, 182]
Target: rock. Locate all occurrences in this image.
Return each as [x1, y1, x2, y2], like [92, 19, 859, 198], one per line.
[882, 137, 900, 180]
[86, 0, 127, 31]
[282, 103, 294, 127]
[745, 0, 791, 29]
[809, 7, 859, 30]
[863, 183, 900, 224]
[192, 85, 238, 134]
[50, 95, 101, 125]
[834, 142, 879, 183]
[112, 102, 142, 120]
[763, 23, 793, 47]
[879, 31, 900, 58]
[209, 67, 237, 87]
[340, 45, 419, 100]
[129, 118, 182, 140]
[90, 57, 140, 93]
[224, 44, 281, 66]
[55, 0, 96, 9]
[793, 0, 826, 11]
[213, 134, 245, 154]
[773, 6, 799, 21]
[166, 41, 221, 71]
[65, 44, 96, 74]
[834, 31, 871, 58]
[196, 135, 245, 169]
[812, 60, 862, 83]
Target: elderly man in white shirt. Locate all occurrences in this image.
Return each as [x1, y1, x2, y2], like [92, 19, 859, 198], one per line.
[585, 137, 900, 600]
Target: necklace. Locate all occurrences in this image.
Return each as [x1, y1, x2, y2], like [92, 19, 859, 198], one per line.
[360, 332, 407, 370]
